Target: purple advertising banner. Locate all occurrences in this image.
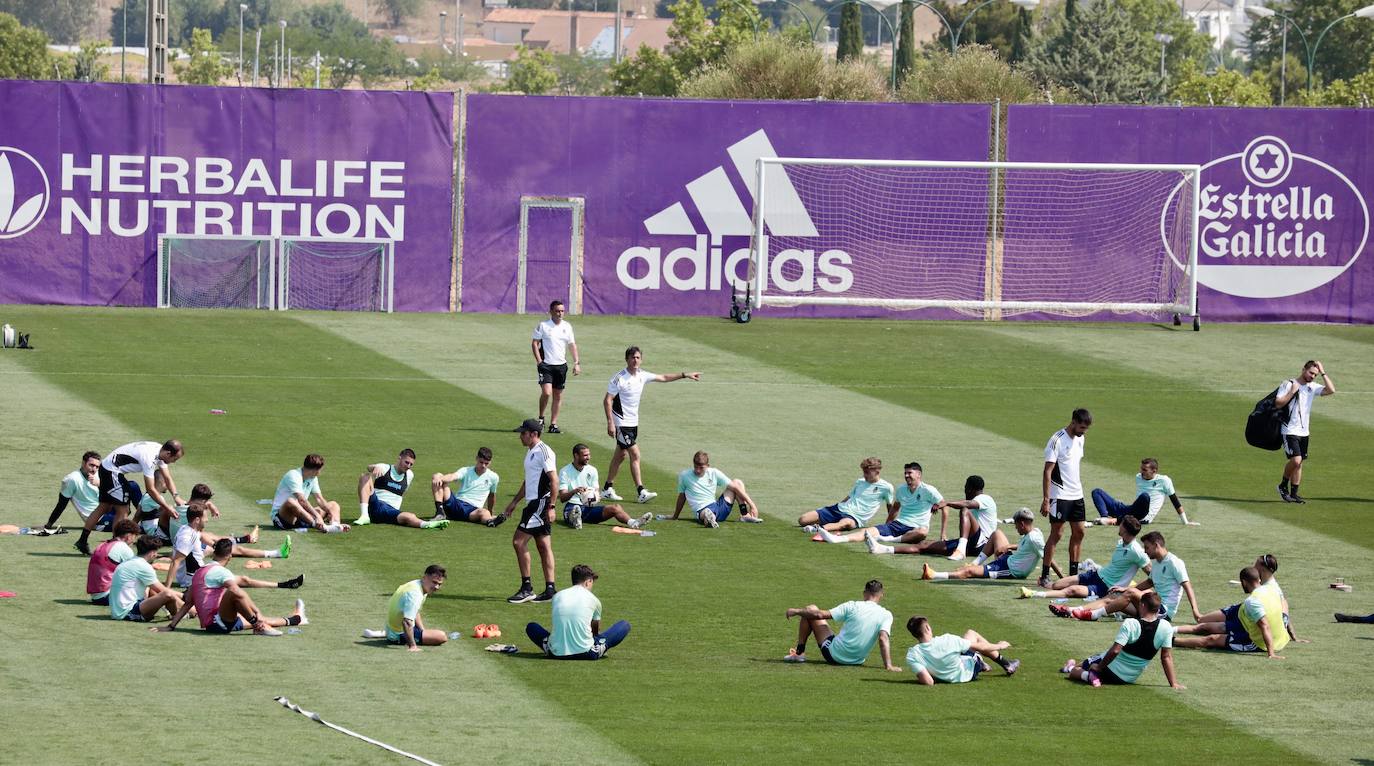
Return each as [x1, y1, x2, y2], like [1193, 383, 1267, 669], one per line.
[1007, 104, 1374, 324]
[0, 81, 455, 311]
[461, 95, 993, 318]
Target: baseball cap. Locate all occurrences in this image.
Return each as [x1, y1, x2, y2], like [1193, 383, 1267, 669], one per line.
[514, 418, 544, 433]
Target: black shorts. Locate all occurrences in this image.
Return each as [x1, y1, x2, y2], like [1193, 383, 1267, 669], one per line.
[819, 636, 840, 665]
[1050, 498, 1086, 523]
[1283, 435, 1309, 459]
[517, 497, 553, 537]
[96, 466, 131, 505]
[1095, 663, 1129, 685]
[537, 363, 569, 390]
[614, 426, 639, 449]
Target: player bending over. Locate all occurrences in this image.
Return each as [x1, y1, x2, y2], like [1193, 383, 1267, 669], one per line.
[1062, 591, 1183, 689]
[159, 539, 307, 636]
[904, 616, 1019, 683]
[272, 454, 346, 532]
[1020, 515, 1149, 601]
[918, 508, 1043, 582]
[355, 449, 448, 530]
[672, 450, 762, 528]
[1091, 458, 1194, 526]
[76, 439, 184, 555]
[799, 457, 894, 534]
[782, 579, 900, 671]
[432, 447, 502, 526]
[526, 564, 631, 660]
[559, 443, 651, 530]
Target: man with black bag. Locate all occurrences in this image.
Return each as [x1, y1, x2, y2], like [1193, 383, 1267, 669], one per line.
[1273, 361, 1335, 504]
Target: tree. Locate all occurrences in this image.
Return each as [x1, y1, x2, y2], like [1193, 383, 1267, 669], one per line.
[836, 2, 863, 61]
[681, 34, 886, 100]
[551, 53, 610, 95]
[282, 2, 402, 88]
[0, 0, 95, 44]
[900, 44, 1068, 103]
[1027, 0, 1161, 103]
[174, 27, 232, 84]
[379, 0, 422, 27]
[606, 0, 762, 95]
[1249, 0, 1374, 89]
[506, 45, 558, 94]
[607, 43, 680, 95]
[934, 0, 1022, 58]
[0, 11, 52, 79]
[1170, 60, 1271, 105]
[895, 0, 916, 83]
[1009, 7, 1032, 63]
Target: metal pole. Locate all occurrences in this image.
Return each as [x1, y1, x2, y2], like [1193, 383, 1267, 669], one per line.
[120, 0, 127, 81]
[614, 0, 623, 63]
[315, 50, 321, 88]
[287, 47, 292, 84]
[279, 19, 286, 87]
[1280, 23, 1287, 105]
[1311, 12, 1364, 93]
[253, 28, 261, 85]
[457, 0, 463, 56]
[1160, 40, 1166, 78]
[239, 4, 246, 84]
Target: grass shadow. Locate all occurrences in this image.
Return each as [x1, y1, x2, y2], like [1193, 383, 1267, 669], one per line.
[53, 598, 99, 606]
[26, 552, 87, 558]
[354, 639, 395, 649]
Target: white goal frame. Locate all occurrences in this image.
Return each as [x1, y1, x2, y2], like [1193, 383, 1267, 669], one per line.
[516, 195, 585, 316]
[156, 233, 276, 310]
[749, 158, 1201, 320]
[277, 236, 395, 313]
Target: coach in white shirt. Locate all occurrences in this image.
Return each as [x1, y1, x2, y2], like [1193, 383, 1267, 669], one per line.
[1275, 360, 1335, 504]
[532, 300, 580, 435]
[602, 346, 700, 505]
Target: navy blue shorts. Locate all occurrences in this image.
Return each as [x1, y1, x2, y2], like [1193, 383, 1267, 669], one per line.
[208, 614, 245, 634]
[368, 495, 402, 524]
[1078, 569, 1109, 598]
[874, 520, 914, 538]
[1096, 663, 1129, 685]
[982, 554, 1014, 577]
[564, 503, 610, 524]
[443, 495, 479, 522]
[121, 600, 148, 622]
[703, 495, 734, 522]
[387, 625, 425, 645]
[815, 505, 847, 526]
[1221, 604, 1256, 649]
[963, 649, 983, 680]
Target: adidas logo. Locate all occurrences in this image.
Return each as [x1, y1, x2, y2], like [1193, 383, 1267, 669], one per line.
[617, 129, 853, 294]
[0, 147, 51, 239]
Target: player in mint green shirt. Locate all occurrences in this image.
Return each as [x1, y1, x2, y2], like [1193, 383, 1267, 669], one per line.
[816, 462, 940, 545]
[108, 535, 184, 622]
[1064, 591, 1183, 688]
[672, 450, 762, 527]
[272, 454, 345, 532]
[525, 564, 632, 659]
[904, 615, 1019, 683]
[44, 451, 105, 530]
[432, 447, 502, 526]
[1023, 515, 1150, 601]
[557, 444, 651, 529]
[1058, 530, 1202, 624]
[783, 579, 901, 670]
[866, 475, 998, 562]
[798, 457, 895, 533]
[918, 507, 1043, 582]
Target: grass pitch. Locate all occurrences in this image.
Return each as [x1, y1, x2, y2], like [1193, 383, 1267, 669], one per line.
[1, 306, 1372, 765]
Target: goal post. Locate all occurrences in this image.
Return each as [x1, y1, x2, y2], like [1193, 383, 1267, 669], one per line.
[277, 237, 394, 313]
[749, 158, 1201, 323]
[157, 234, 275, 310]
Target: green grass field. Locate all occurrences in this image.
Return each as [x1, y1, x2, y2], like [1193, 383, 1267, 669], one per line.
[2, 306, 1372, 765]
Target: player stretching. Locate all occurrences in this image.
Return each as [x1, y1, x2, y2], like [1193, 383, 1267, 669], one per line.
[504, 419, 558, 604]
[1172, 567, 1286, 660]
[1021, 515, 1149, 602]
[43, 451, 105, 531]
[1275, 360, 1335, 503]
[86, 520, 141, 606]
[76, 439, 184, 555]
[559, 443, 651, 530]
[672, 450, 762, 527]
[782, 579, 901, 671]
[918, 508, 1043, 581]
[1061, 591, 1183, 689]
[602, 346, 701, 504]
[432, 447, 502, 526]
[108, 535, 185, 623]
[1091, 458, 1194, 526]
[526, 564, 632, 660]
[355, 449, 449, 530]
[858, 475, 996, 562]
[159, 539, 307, 636]
[1056, 531, 1200, 623]
[271, 454, 346, 532]
[532, 300, 580, 434]
[363, 565, 450, 651]
[799, 457, 894, 534]
[1040, 410, 1091, 586]
[904, 616, 1019, 683]
[814, 462, 939, 545]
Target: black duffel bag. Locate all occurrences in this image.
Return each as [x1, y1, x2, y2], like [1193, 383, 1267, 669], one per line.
[1246, 386, 1294, 451]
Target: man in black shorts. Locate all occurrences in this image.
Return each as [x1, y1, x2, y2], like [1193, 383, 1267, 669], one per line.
[1040, 409, 1091, 586]
[503, 419, 559, 604]
[602, 346, 701, 504]
[1274, 360, 1335, 503]
[77, 439, 184, 555]
[532, 300, 580, 434]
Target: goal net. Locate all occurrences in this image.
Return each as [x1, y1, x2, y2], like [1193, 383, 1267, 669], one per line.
[278, 238, 394, 312]
[157, 235, 274, 309]
[749, 159, 1200, 320]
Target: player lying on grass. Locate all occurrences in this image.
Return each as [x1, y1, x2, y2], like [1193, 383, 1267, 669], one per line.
[159, 539, 306, 636]
[87, 519, 141, 605]
[76, 439, 184, 555]
[1062, 591, 1183, 689]
[812, 462, 939, 544]
[850, 474, 997, 561]
[166, 505, 291, 589]
[904, 616, 1019, 683]
[1335, 612, 1374, 623]
[43, 451, 108, 531]
[1052, 531, 1200, 623]
[355, 449, 448, 530]
[108, 535, 184, 622]
[559, 443, 651, 530]
[1172, 566, 1286, 659]
[916, 508, 1043, 581]
[672, 450, 762, 528]
[363, 565, 449, 651]
[431, 447, 502, 526]
[799, 457, 894, 534]
[1019, 515, 1150, 601]
[1091, 458, 1195, 526]
[782, 579, 901, 671]
[526, 564, 631, 660]
[272, 454, 346, 532]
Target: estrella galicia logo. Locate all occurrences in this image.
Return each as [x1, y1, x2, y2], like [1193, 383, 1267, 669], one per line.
[0, 147, 50, 239]
[1163, 135, 1369, 299]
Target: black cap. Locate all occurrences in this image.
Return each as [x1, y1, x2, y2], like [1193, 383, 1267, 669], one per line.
[514, 418, 543, 433]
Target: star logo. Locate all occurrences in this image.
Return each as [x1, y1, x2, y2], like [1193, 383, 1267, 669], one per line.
[1240, 136, 1292, 188]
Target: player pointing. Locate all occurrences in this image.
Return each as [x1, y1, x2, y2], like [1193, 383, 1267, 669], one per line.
[602, 346, 701, 504]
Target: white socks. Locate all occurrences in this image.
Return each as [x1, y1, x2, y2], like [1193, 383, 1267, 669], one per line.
[973, 553, 988, 566]
[932, 571, 949, 580]
[362, 628, 385, 639]
[1090, 607, 1107, 620]
[322, 523, 346, 534]
[818, 528, 845, 544]
[265, 550, 282, 559]
[628, 519, 641, 529]
[874, 543, 894, 554]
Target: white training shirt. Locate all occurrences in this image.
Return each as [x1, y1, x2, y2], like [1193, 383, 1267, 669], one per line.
[533, 319, 576, 366]
[1277, 379, 1326, 437]
[1044, 428, 1085, 501]
[607, 368, 657, 428]
[523, 440, 557, 501]
[172, 524, 206, 587]
[101, 441, 166, 478]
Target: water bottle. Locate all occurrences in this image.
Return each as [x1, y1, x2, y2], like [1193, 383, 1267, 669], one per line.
[18, 527, 31, 535]
[655, 514, 670, 521]
[286, 627, 303, 635]
[640, 530, 657, 537]
[448, 631, 463, 640]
